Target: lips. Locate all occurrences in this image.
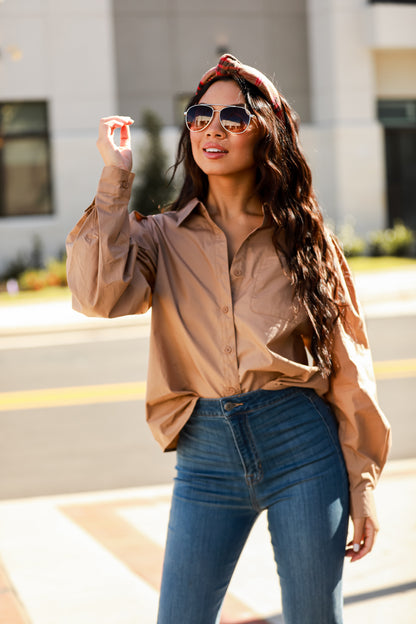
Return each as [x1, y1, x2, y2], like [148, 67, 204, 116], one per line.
[202, 142, 228, 154]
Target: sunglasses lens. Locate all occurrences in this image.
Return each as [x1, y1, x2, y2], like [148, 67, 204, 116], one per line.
[186, 105, 213, 131]
[220, 107, 251, 133]
[185, 105, 252, 133]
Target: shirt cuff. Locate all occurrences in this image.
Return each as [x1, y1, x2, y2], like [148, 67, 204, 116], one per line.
[97, 165, 135, 199]
[350, 487, 379, 530]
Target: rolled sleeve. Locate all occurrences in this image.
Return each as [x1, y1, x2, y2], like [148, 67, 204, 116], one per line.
[324, 238, 392, 526]
[66, 166, 157, 318]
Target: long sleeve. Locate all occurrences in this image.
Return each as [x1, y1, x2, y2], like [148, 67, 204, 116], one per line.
[66, 166, 157, 318]
[324, 238, 392, 526]
[66, 187, 392, 499]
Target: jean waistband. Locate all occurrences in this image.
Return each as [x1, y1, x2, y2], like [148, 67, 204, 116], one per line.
[193, 387, 310, 417]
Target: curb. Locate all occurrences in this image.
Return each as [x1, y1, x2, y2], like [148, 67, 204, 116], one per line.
[0, 268, 415, 337]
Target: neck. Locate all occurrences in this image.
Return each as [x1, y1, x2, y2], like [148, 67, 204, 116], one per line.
[206, 172, 262, 220]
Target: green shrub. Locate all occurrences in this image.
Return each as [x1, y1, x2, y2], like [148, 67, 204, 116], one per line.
[337, 223, 366, 258]
[0, 253, 30, 282]
[368, 222, 414, 257]
[130, 110, 174, 215]
[18, 258, 67, 291]
[18, 269, 48, 291]
[0, 235, 44, 282]
[45, 258, 67, 287]
[29, 235, 44, 270]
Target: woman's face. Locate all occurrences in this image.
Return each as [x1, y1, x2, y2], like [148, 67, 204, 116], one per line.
[189, 80, 261, 180]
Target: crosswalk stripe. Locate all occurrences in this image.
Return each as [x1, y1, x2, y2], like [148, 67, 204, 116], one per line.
[373, 358, 416, 379]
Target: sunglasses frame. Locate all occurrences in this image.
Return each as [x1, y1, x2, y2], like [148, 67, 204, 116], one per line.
[184, 104, 254, 135]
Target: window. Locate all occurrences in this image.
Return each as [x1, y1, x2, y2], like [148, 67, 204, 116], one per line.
[378, 100, 416, 229]
[0, 102, 53, 217]
[378, 100, 416, 127]
[369, 1, 416, 4]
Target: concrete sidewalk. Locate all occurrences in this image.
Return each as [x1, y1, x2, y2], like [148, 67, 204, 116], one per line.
[0, 459, 415, 624]
[0, 267, 415, 623]
[0, 266, 416, 338]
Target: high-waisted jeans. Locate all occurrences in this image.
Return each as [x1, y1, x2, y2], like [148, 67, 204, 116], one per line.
[157, 387, 349, 624]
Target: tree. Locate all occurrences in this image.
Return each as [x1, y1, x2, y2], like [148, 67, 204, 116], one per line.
[130, 110, 173, 215]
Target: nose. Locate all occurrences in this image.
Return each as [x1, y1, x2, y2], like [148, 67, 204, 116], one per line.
[205, 110, 225, 136]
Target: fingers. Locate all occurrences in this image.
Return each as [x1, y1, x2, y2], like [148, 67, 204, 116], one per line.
[96, 116, 134, 170]
[119, 122, 131, 148]
[345, 517, 378, 562]
[98, 116, 134, 141]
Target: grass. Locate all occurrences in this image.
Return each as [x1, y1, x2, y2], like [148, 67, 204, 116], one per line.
[0, 256, 415, 307]
[0, 286, 71, 307]
[347, 256, 416, 273]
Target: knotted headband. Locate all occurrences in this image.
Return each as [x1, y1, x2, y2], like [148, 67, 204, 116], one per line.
[196, 54, 283, 117]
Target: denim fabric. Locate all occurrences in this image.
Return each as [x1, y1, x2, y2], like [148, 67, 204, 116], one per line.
[157, 387, 349, 624]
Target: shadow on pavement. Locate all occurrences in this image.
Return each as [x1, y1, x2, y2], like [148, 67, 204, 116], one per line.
[344, 580, 416, 605]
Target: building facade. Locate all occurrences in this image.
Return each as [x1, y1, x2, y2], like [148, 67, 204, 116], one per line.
[0, 0, 415, 273]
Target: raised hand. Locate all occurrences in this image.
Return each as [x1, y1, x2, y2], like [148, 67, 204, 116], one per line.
[96, 116, 134, 172]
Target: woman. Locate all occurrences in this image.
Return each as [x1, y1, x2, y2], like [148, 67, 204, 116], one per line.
[66, 55, 391, 624]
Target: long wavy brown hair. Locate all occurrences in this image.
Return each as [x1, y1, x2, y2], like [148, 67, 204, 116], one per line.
[169, 75, 345, 376]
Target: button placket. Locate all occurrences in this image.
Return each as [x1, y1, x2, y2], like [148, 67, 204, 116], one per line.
[213, 239, 240, 396]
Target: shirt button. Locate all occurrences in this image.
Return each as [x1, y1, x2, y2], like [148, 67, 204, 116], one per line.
[120, 180, 129, 189]
[222, 306, 229, 314]
[226, 387, 237, 395]
[224, 345, 233, 354]
[233, 269, 242, 277]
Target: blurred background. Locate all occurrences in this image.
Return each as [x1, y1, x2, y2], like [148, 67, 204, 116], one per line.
[0, 0, 416, 272]
[0, 1, 415, 623]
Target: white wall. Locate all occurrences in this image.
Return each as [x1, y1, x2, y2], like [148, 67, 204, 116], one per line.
[305, 0, 387, 235]
[366, 3, 416, 49]
[1, 0, 415, 273]
[0, 0, 117, 273]
[113, 0, 311, 125]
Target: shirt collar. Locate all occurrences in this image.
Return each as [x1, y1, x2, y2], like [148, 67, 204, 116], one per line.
[175, 197, 274, 229]
[175, 198, 201, 227]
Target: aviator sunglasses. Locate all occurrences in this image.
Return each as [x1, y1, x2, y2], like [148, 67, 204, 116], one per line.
[184, 104, 254, 134]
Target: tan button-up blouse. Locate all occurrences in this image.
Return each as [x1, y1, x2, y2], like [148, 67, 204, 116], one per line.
[66, 166, 391, 524]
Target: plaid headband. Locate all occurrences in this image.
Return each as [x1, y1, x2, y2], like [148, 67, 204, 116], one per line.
[196, 54, 283, 117]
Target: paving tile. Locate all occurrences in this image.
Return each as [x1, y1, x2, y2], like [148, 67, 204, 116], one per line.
[0, 463, 415, 623]
[0, 561, 31, 624]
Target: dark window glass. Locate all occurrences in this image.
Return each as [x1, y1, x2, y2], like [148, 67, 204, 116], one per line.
[378, 100, 416, 127]
[0, 102, 53, 217]
[369, 1, 416, 4]
[384, 128, 416, 229]
[378, 100, 416, 229]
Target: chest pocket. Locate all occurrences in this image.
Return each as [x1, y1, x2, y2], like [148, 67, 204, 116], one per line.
[250, 253, 298, 321]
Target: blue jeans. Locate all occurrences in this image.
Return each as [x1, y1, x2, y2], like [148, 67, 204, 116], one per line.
[157, 388, 349, 624]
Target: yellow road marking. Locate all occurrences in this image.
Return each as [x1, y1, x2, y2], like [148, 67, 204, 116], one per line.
[373, 358, 416, 380]
[0, 382, 146, 412]
[0, 359, 415, 412]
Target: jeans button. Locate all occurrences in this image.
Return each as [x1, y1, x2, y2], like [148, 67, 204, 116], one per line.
[223, 402, 235, 412]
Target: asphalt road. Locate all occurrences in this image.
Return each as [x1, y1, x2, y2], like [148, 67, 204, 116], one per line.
[0, 315, 414, 499]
